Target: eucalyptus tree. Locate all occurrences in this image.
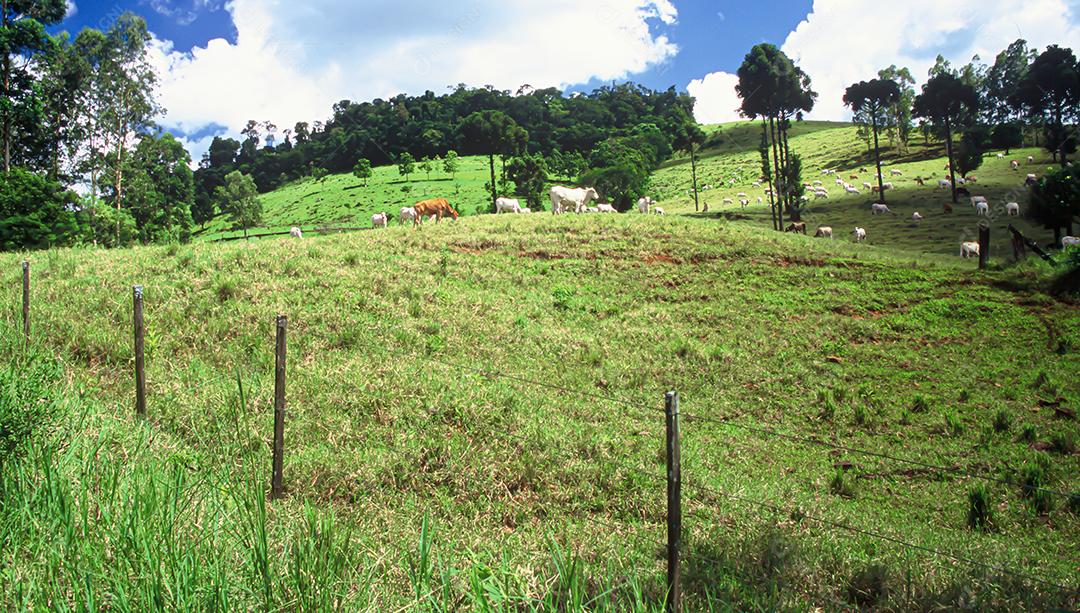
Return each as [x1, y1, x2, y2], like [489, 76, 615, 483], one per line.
[1013, 45, 1080, 166]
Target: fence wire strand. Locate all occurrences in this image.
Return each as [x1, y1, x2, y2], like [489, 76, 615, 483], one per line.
[682, 411, 1077, 499]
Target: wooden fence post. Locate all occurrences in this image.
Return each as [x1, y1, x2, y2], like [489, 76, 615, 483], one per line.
[21, 261, 30, 344]
[271, 315, 287, 500]
[133, 286, 146, 417]
[665, 391, 682, 613]
[978, 225, 990, 270]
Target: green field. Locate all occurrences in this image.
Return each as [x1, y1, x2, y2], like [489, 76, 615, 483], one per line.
[2, 210, 1078, 609]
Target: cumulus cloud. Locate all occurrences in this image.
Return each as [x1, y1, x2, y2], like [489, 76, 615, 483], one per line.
[151, 0, 679, 161]
[688, 0, 1080, 122]
[686, 70, 741, 124]
[65, 0, 77, 18]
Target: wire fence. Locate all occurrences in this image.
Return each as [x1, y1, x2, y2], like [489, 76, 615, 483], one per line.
[9, 260, 1077, 609]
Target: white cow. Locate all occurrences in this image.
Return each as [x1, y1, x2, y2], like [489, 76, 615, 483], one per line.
[495, 197, 521, 214]
[740, 199, 750, 209]
[960, 242, 981, 258]
[871, 204, 894, 215]
[637, 197, 651, 214]
[815, 226, 833, 239]
[938, 179, 952, 189]
[723, 198, 734, 205]
[398, 207, 417, 225]
[863, 182, 873, 190]
[975, 202, 989, 216]
[519, 207, 532, 214]
[1011, 160, 1020, 170]
[1006, 202, 1020, 216]
[853, 227, 867, 242]
[550, 186, 600, 214]
[1061, 236, 1080, 248]
[289, 226, 303, 239]
[653, 207, 666, 216]
[912, 212, 923, 222]
[845, 186, 860, 194]
[890, 169, 903, 176]
[970, 196, 988, 207]
[596, 203, 617, 213]
[996, 153, 1006, 159]
[372, 212, 389, 228]
[1027, 155, 1035, 164]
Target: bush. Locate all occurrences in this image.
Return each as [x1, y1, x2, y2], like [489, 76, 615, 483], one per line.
[0, 168, 80, 251]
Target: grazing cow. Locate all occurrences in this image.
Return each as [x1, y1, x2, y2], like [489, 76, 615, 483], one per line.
[943, 202, 954, 214]
[1011, 160, 1020, 170]
[853, 227, 867, 242]
[757, 197, 764, 204]
[960, 242, 981, 258]
[882, 182, 895, 190]
[740, 199, 750, 209]
[970, 196, 988, 207]
[1027, 155, 1035, 164]
[915, 177, 925, 186]
[1061, 236, 1080, 248]
[414, 198, 460, 224]
[938, 179, 952, 189]
[290, 226, 303, 239]
[519, 207, 532, 214]
[399, 207, 417, 225]
[653, 207, 666, 216]
[912, 212, 923, 222]
[372, 212, 389, 228]
[495, 197, 521, 214]
[849, 174, 859, 180]
[550, 186, 600, 214]
[786, 222, 807, 234]
[723, 198, 734, 205]
[583, 207, 599, 214]
[890, 169, 903, 176]
[637, 197, 651, 214]
[863, 182, 873, 190]
[955, 177, 966, 186]
[596, 203, 617, 213]
[815, 226, 833, 239]
[997, 153, 1006, 159]
[845, 186, 860, 194]
[871, 203, 894, 215]
[975, 202, 989, 216]
[814, 190, 829, 199]
[956, 187, 971, 198]
[1006, 202, 1020, 216]
[966, 176, 978, 184]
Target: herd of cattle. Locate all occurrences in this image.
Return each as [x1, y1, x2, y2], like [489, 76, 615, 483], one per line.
[284, 160, 1080, 257]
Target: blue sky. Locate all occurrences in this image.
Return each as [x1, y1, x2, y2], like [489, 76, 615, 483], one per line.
[58, 0, 1080, 160]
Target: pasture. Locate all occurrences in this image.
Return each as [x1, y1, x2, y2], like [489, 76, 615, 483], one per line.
[1, 214, 1077, 610]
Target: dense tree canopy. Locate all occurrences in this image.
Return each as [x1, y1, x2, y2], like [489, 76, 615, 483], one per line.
[845, 79, 901, 202]
[913, 73, 979, 202]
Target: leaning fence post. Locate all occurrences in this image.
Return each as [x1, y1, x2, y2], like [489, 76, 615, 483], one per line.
[271, 315, 287, 500]
[133, 286, 146, 417]
[978, 225, 990, 270]
[21, 261, 30, 344]
[665, 391, 682, 613]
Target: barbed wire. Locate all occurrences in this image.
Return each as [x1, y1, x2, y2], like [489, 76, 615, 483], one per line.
[682, 478, 1073, 592]
[681, 411, 1077, 499]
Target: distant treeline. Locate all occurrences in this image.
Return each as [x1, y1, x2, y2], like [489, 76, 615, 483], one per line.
[192, 83, 700, 215]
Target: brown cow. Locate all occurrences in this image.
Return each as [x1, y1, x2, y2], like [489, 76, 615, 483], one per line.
[943, 202, 953, 215]
[413, 198, 460, 225]
[785, 222, 807, 235]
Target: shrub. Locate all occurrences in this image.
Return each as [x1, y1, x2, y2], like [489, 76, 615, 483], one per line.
[967, 485, 993, 531]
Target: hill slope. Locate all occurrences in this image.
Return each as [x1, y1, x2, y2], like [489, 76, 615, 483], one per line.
[2, 216, 1077, 610]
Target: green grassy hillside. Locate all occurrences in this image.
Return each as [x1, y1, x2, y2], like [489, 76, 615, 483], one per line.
[196, 155, 505, 241]
[655, 125, 1061, 262]
[2, 216, 1077, 610]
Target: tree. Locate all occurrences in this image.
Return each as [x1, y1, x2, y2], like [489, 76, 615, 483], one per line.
[0, 0, 67, 172]
[983, 40, 1032, 128]
[955, 126, 989, 179]
[673, 123, 705, 211]
[397, 152, 415, 182]
[844, 79, 901, 203]
[215, 170, 262, 239]
[1013, 45, 1080, 166]
[124, 133, 194, 243]
[913, 73, 979, 203]
[442, 150, 459, 179]
[353, 158, 372, 186]
[419, 156, 434, 180]
[1029, 166, 1080, 241]
[737, 43, 817, 228]
[991, 123, 1023, 155]
[877, 65, 916, 153]
[505, 153, 548, 209]
[0, 168, 78, 250]
[460, 110, 524, 212]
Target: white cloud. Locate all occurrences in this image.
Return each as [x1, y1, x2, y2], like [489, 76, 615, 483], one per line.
[151, 0, 679, 161]
[65, 0, 77, 18]
[687, 0, 1080, 122]
[686, 71, 741, 124]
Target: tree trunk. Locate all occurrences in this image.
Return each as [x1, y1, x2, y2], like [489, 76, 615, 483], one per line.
[944, 116, 958, 204]
[781, 115, 796, 221]
[872, 109, 885, 204]
[488, 153, 497, 213]
[769, 116, 783, 231]
[762, 119, 777, 230]
[690, 145, 699, 212]
[2, 1, 10, 173]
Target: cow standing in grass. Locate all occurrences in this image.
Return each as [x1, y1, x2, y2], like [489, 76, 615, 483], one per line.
[413, 199, 459, 225]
